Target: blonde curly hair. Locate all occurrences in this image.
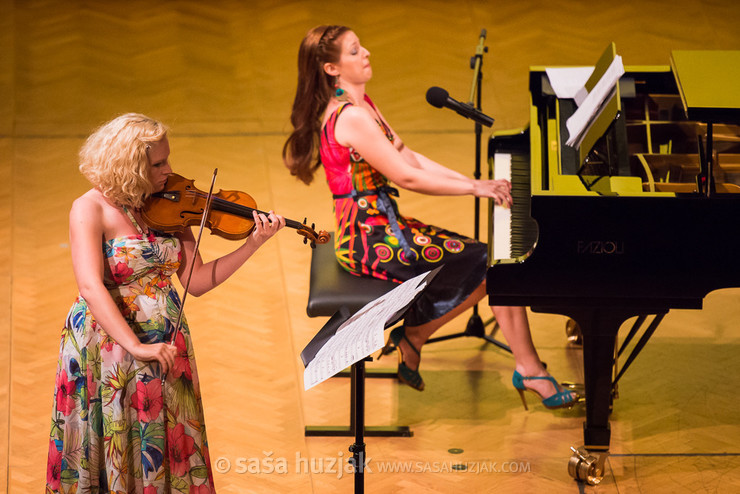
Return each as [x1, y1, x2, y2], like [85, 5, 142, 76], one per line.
[79, 113, 169, 208]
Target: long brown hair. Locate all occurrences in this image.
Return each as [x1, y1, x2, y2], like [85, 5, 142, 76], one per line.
[283, 25, 350, 185]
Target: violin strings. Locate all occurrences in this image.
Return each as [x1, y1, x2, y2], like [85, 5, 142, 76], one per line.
[182, 190, 306, 230]
[183, 190, 258, 216]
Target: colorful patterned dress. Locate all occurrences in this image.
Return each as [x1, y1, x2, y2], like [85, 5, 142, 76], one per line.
[319, 95, 487, 326]
[46, 209, 215, 493]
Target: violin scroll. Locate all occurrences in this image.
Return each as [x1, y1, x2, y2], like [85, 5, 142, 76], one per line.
[297, 218, 330, 248]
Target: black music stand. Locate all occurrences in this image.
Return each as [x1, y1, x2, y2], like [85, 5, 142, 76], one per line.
[302, 301, 409, 439]
[301, 269, 441, 494]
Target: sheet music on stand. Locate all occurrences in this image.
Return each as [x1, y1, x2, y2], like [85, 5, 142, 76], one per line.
[565, 54, 624, 149]
[545, 66, 593, 105]
[302, 267, 440, 391]
[543, 43, 625, 155]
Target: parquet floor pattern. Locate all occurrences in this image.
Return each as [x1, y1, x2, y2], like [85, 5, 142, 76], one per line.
[3, 1, 740, 492]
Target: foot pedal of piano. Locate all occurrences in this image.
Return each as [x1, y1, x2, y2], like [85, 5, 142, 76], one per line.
[560, 381, 585, 395]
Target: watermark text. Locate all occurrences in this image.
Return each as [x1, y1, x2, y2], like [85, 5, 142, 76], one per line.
[213, 452, 530, 479]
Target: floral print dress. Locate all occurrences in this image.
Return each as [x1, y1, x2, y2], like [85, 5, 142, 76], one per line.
[47, 209, 215, 493]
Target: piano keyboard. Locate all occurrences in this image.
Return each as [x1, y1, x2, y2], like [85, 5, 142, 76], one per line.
[491, 150, 538, 261]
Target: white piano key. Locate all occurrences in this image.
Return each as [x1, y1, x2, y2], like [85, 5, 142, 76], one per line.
[492, 152, 512, 260]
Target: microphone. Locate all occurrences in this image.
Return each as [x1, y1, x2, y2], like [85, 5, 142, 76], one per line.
[425, 86, 494, 127]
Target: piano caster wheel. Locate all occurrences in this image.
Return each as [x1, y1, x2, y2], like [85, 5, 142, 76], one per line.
[568, 446, 608, 485]
[565, 318, 582, 345]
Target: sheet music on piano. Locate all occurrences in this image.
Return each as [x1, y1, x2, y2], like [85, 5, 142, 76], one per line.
[565, 55, 625, 148]
[545, 66, 593, 104]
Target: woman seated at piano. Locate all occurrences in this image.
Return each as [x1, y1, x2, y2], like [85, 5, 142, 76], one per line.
[283, 25, 576, 409]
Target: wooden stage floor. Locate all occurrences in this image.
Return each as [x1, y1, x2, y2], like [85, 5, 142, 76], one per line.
[2, 1, 740, 492]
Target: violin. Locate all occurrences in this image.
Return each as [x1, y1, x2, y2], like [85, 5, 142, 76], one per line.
[141, 173, 330, 247]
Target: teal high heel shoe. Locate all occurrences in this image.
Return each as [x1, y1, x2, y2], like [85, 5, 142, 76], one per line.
[512, 370, 577, 410]
[380, 326, 424, 391]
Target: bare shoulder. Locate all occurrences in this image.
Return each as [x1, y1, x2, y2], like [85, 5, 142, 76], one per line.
[71, 188, 103, 212]
[337, 103, 374, 124]
[333, 104, 382, 146]
[70, 189, 105, 225]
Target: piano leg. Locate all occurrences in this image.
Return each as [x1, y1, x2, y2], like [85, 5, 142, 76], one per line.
[534, 305, 660, 485]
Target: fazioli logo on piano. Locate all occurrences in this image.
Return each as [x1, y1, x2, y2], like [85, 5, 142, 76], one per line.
[576, 240, 624, 255]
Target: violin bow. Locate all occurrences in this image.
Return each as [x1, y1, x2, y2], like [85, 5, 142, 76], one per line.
[162, 167, 218, 383]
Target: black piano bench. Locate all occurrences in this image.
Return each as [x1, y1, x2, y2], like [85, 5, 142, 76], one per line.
[306, 234, 400, 319]
[305, 233, 411, 437]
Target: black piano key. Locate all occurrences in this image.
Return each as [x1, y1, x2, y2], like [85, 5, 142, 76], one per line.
[507, 151, 538, 258]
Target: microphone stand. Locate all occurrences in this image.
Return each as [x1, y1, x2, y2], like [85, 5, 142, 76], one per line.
[427, 30, 511, 354]
[469, 30, 486, 245]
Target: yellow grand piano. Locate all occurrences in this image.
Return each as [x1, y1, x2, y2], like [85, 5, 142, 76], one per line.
[486, 46, 740, 484]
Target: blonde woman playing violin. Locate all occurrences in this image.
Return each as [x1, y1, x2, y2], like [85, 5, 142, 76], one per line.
[46, 113, 284, 493]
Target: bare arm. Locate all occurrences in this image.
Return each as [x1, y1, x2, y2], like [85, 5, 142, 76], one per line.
[69, 196, 177, 373]
[399, 146, 471, 181]
[372, 104, 472, 182]
[334, 106, 511, 205]
[176, 210, 285, 296]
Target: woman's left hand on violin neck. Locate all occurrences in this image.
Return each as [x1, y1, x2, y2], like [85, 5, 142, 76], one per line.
[245, 209, 286, 249]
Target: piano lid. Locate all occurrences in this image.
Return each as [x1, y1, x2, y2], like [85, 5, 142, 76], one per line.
[670, 50, 740, 124]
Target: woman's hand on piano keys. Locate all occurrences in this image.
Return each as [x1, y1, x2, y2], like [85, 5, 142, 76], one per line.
[472, 179, 513, 207]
